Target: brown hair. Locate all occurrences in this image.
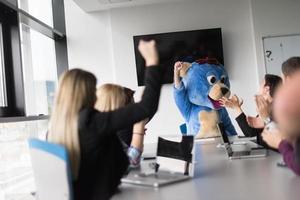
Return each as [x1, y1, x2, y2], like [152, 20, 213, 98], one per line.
[282, 57, 300, 77]
[264, 74, 282, 98]
[123, 87, 135, 105]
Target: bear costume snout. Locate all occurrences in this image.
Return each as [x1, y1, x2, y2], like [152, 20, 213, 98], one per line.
[208, 82, 231, 101]
[221, 87, 229, 95]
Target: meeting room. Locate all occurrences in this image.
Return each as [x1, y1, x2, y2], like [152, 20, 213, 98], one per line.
[0, 0, 300, 199]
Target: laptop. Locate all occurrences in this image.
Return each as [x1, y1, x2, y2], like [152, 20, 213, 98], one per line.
[121, 170, 190, 187]
[217, 123, 268, 159]
[121, 136, 193, 187]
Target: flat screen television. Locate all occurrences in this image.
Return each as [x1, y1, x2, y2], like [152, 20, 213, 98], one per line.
[133, 28, 224, 86]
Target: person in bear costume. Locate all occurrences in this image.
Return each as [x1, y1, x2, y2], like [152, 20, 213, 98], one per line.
[173, 58, 237, 138]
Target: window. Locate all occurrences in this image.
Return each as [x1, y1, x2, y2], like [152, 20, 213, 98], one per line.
[20, 24, 58, 116]
[18, 0, 54, 27]
[0, 23, 7, 107]
[0, 0, 68, 118]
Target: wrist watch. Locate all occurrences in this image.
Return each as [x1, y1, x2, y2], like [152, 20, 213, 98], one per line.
[264, 117, 272, 125]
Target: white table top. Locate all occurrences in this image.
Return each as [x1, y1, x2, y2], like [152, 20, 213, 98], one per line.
[113, 141, 300, 200]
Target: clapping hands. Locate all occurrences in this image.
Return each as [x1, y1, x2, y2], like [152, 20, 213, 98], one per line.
[255, 95, 272, 121]
[220, 95, 243, 116]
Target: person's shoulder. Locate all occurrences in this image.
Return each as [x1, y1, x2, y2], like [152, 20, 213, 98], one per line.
[78, 107, 99, 129]
[79, 107, 96, 117]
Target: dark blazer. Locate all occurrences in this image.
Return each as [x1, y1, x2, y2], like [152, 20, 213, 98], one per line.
[117, 127, 133, 147]
[235, 113, 266, 147]
[73, 66, 162, 200]
[236, 113, 279, 151]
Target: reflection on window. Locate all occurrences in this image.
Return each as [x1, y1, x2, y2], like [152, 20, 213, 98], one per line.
[18, 0, 53, 27]
[0, 24, 7, 107]
[20, 24, 57, 116]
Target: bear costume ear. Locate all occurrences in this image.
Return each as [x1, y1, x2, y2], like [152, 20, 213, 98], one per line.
[179, 62, 192, 77]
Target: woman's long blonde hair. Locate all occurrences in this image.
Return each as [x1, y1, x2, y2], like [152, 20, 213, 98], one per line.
[95, 84, 128, 112]
[48, 69, 96, 179]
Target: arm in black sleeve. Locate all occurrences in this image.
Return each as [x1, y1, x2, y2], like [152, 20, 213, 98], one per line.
[235, 112, 263, 137]
[79, 66, 163, 133]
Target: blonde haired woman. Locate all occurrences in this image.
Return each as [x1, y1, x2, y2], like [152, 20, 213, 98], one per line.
[48, 40, 162, 200]
[95, 84, 146, 167]
[95, 84, 127, 111]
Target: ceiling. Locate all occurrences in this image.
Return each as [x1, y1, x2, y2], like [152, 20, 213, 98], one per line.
[72, 0, 189, 12]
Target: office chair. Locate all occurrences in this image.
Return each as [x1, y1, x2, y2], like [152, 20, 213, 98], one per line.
[28, 138, 73, 200]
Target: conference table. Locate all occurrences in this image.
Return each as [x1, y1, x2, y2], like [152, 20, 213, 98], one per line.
[113, 139, 300, 200]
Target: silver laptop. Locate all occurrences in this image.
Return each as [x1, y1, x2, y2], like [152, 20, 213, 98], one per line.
[217, 123, 268, 159]
[121, 170, 190, 187]
[122, 136, 194, 187]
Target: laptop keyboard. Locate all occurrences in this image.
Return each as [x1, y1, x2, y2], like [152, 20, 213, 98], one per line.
[136, 172, 183, 180]
[232, 151, 251, 157]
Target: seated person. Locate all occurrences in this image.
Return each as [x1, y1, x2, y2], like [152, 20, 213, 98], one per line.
[220, 74, 282, 147]
[94, 84, 147, 167]
[256, 57, 300, 127]
[245, 57, 300, 128]
[47, 40, 163, 200]
[262, 71, 300, 175]
[252, 57, 300, 127]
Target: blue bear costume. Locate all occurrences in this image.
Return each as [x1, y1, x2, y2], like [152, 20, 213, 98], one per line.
[174, 61, 237, 136]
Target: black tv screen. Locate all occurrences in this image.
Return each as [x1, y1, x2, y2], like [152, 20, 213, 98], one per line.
[133, 28, 224, 86]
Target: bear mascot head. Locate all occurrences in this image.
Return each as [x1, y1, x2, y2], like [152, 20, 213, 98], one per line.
[174, 58, 237, 138]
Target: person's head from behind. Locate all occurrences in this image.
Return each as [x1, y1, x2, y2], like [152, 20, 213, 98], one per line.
[274, 71, 300, 140]
[95, 84, 135, 112]
[95, 84, 126, 112]
[259, 74, 282, 100]
[281, 57, 300, 82]
[48, 68, 97, 179]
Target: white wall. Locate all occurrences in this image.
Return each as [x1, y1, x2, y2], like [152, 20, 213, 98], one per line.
[64, 0, 115, 84]
[251, 0, 300, 80]
[109, 0, 259, 142]
[65, 0, 259, 143]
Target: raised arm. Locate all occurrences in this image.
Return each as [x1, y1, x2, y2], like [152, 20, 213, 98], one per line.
[173, 62, 192, 120]
[79, 40, 163, 133]
[174, 61, 183, 89]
